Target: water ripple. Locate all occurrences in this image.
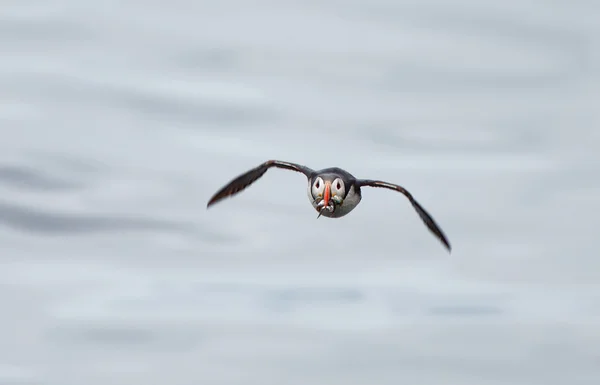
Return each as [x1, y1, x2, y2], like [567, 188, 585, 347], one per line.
[0, 201, 189, 235]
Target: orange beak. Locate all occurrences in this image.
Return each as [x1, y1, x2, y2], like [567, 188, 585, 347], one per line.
[322, 181, 331, 208]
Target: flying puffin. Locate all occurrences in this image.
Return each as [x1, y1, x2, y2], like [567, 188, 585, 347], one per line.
[207, 160, 451, 252]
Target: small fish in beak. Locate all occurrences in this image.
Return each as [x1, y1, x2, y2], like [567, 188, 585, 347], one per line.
[316, 181, 336, 218]
[316, 201, 335, 218]
[317, 196, 343, 218]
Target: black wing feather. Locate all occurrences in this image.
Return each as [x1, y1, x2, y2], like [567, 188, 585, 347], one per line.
[207, 160, 314, 208]
[356, 179, 451, 252]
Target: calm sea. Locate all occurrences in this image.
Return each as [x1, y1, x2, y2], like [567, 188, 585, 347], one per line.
[1, 1, 599, 384]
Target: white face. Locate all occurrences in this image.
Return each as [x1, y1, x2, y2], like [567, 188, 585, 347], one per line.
[331, 177, 345, 199]
[310, 176, 345, 202]
[311, 176, 325, 199]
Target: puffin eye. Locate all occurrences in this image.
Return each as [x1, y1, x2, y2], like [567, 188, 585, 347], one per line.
[311, 177, 325, 197]
[331, 178, 345, 195]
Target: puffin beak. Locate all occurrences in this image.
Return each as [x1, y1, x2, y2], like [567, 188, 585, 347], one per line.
[323, 181, 331, 208]
[316, 181, 332, 219]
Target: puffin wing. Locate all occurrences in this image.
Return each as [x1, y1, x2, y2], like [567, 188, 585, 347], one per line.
[356, 179, 451, 252]
[207, 160, 314, 208]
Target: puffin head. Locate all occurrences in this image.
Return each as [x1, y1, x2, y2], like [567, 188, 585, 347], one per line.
[310, 174, 346, 218]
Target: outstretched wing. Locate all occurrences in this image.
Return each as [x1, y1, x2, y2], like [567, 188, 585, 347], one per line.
[356, 179, 451, 252]
[207, 160, 314, 208]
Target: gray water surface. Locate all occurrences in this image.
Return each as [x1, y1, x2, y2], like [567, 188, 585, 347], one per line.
[1, 1, 599, 384]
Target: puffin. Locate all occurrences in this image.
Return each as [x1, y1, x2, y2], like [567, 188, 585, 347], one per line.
[206, 160, 451, 252]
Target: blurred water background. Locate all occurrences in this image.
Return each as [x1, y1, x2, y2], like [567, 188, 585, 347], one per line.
[1, 1, 599, 384]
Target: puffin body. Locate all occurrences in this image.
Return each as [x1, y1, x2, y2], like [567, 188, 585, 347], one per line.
[207, 160, 451, 252]
[305, 167, 362, 218]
